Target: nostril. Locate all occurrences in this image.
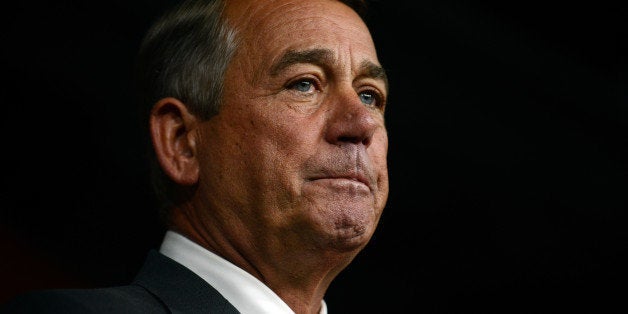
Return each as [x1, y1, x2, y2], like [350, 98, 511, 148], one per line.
[338, 136, 357, 144]
[338, 136, 371, 145]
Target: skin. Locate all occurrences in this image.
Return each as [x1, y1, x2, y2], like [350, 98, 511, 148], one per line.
[150, 0, 389, 313]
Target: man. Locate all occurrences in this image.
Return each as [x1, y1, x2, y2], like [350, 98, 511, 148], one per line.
[1, 0, 389, 313]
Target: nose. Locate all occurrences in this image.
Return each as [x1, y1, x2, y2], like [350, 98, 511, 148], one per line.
[325, 87, 380, 146]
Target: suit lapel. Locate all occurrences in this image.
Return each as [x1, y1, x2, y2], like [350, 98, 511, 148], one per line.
[133, 250, 240, 314]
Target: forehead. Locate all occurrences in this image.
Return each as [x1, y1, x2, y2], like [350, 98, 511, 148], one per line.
[225, 0, 378, 63]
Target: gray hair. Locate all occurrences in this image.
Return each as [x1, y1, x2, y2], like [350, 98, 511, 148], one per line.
[134, 0, 369, 225]
[135, 0, 237, 224]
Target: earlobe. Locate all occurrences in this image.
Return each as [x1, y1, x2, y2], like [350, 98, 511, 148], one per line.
[150, 97, 200, 185]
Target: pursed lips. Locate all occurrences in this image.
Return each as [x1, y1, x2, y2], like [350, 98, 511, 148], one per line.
[308, 172, 373, 192]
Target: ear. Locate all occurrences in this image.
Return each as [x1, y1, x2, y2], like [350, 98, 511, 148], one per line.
[149, 97, 200, 185]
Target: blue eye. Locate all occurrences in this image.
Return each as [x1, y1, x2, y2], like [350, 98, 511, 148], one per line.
[291, 80, 315, 93]
[359, 91, 377, 106]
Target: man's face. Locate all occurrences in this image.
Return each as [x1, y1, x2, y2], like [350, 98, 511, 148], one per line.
[194, 0, 388, 262]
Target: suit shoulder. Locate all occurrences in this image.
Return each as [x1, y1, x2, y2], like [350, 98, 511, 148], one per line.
[0, 285, 166, 314]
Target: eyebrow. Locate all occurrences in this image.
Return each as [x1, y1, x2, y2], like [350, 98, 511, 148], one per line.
[359, 59, 388, 92]
[270, 48, 334, 76]
[270, 48, 388, 92]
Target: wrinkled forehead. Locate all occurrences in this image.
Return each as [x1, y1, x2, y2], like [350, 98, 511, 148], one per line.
[224, 0, 379, 68]
[225, 0, 361, 25]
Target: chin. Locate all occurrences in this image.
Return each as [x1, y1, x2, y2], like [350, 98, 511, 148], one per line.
[329, 235, 373, 254]
[300, 190, 382, 252]
[325, 217, 377, 253]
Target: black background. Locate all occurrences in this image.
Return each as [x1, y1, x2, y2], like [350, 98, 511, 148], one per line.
[1, 1, 627, 313]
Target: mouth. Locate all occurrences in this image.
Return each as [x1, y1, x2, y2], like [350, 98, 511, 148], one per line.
[308, 173, 372, 192]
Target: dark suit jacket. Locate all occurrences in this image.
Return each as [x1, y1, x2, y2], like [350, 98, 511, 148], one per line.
[1, 250, 240, 313]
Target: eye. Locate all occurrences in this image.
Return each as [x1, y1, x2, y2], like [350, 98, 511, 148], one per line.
[358, 89, 383, 108]
[288, 79, 317, 93]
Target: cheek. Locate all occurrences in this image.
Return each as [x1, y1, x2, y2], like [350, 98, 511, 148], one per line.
[259, 109, 322, 158]
[369, 127, 388, 159]
[241, 115, 311, 177]
[235, 120, 315, 212]
[371, 133, 390, 196]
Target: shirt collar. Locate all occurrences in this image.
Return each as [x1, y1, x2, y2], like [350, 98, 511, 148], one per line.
[159, 230, 327, 314]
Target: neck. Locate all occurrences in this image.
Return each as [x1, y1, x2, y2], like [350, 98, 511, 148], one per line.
[169, 209, 359, 314]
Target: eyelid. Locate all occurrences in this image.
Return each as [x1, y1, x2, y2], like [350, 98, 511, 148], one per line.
[285, 74, 323, 90]
[279, 63, 324, 80]
[355, 74, 386, 91]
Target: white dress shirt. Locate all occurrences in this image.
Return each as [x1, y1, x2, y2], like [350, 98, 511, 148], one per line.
[159, 230, 328, 314]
